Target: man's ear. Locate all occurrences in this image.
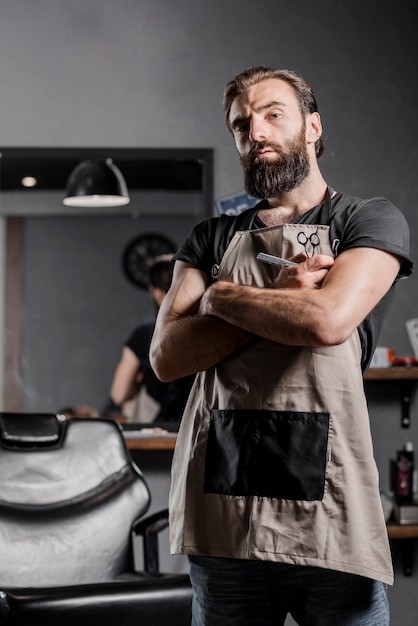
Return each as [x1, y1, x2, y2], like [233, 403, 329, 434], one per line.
[306, 111, 322, 144]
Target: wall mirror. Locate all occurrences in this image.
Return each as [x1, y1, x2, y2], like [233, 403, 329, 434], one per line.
[0, 147, 213, 413]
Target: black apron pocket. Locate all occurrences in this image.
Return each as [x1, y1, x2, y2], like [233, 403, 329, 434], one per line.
[204, 409, 329, 501]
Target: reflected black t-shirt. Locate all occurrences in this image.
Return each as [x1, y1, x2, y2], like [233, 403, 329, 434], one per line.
[173, 192, 413, 372]
[126, 322, 195, 423]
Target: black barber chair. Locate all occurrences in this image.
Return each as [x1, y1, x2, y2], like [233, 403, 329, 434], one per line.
[0, 413, 192, 625]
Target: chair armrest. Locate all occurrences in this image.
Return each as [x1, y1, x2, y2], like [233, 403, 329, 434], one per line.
[132, 509, 169, 574]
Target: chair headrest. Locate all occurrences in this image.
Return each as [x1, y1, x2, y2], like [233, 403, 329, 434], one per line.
[0, 417, 143, 510]
[0, 413, 65, 449]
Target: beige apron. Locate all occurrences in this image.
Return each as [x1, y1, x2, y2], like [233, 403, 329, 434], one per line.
[169, 223, 393, 585]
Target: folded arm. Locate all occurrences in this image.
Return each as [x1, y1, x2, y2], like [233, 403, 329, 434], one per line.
[200, 246, 401, 346]
[150, 261, 255, 381]
[150, 248, 401, 381]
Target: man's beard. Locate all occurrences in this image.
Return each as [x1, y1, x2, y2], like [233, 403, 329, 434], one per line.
[240, 128, 310, 199]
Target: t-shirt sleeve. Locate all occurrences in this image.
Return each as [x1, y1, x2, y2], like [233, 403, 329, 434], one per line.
[172, 217, 218, 277]
[172, 210, 259, 280]
[337, 197, 413, 278]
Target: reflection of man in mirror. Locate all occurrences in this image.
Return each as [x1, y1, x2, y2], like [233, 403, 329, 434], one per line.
[106, 256, 195, 423]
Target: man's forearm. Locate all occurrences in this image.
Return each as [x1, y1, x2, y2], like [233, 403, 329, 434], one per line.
[200, 247, 402, 349]
[200, 280, 329, 346]
[150, 313, 254, 382]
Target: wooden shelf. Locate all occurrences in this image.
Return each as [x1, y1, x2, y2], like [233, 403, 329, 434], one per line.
[124, 433, 177, 450]
[364, 366, 418, 427]
[387, 523, 418, 540]
[364, 366, 418, 381]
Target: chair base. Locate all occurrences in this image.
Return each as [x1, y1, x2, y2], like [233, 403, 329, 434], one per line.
[1, 575, 192, 626]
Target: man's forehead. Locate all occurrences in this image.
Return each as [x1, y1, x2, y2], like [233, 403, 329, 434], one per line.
[229, 78, 297, 119]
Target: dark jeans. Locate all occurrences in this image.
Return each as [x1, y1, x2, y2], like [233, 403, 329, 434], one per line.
[189, 556, 389, 626]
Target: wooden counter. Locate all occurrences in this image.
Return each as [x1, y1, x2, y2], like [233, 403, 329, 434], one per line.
[124, 431, 177, 450]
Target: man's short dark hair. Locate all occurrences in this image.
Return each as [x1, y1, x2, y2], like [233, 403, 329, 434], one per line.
[149, 258, 173, 293]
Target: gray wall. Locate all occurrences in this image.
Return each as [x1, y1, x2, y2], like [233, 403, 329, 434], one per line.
[0, 2, 417, 624]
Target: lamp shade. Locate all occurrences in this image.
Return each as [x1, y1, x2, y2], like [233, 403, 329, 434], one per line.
[63, 158, 130, 207]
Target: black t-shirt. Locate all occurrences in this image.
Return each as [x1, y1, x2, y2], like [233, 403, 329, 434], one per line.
[126, 322, 195, 422]
[173, 192, 413, 372]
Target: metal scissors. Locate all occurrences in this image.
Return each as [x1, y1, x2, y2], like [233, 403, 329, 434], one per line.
[297, 226, 321, 258]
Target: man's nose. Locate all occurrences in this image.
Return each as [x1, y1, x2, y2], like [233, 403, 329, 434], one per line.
[249, 117, 268, 142]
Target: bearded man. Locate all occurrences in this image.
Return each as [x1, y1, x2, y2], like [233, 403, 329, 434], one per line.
[150, 66, 413, 626]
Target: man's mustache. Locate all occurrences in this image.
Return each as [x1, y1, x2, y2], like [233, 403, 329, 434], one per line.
[248, 141, 283, 161]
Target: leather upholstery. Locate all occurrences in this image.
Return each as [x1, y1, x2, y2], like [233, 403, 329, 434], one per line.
[0, 414, 192, 625]
[0, 577, 192, 626]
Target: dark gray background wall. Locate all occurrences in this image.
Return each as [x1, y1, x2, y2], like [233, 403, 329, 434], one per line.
[0, 2, 417, 624]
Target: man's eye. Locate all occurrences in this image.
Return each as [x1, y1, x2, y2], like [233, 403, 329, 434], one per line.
[234, 122, 249, 133]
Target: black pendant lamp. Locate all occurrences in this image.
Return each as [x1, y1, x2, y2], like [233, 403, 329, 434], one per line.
[63, 158, 130, 207]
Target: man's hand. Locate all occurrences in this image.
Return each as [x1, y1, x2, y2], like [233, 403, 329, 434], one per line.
[271, 253, 335, 290]
[199, 253, 335, 317]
